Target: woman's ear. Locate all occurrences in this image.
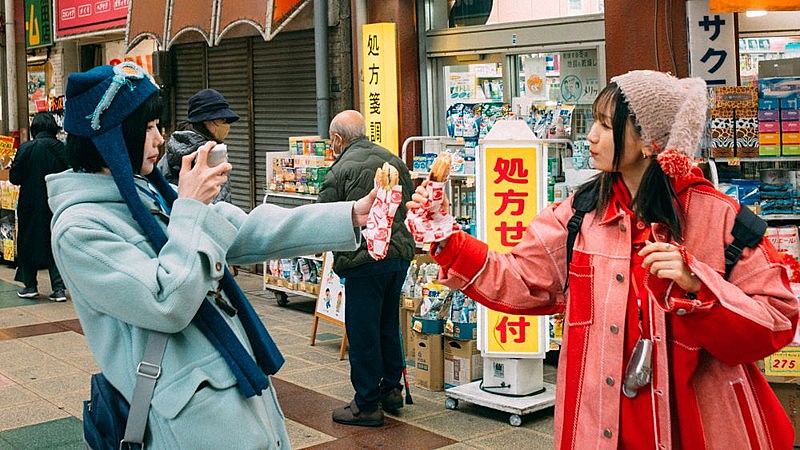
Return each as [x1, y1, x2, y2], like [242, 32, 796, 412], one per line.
[641, 142, 655, 159]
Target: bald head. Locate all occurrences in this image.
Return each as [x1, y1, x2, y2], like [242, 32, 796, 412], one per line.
[329, 110, 367, 143]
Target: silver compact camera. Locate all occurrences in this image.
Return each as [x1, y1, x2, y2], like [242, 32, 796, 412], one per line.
[622, 337, 653, 398]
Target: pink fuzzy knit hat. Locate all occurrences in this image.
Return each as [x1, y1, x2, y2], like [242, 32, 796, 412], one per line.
[611, 70, 708, 178]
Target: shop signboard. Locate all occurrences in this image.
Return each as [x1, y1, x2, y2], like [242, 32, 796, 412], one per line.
[558, 49, 600, 105]
[687, 0, 737, 86]
[55, 0, 128, 38]
[362, 23, 400, 155]
[477, 122, 548, 359]
[315, 252, 345, 325]
[710, 0, 800, 11]
[25, 0, 53, 48]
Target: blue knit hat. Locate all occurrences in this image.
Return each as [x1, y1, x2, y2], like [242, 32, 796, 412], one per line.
[64, 61, 171, 248]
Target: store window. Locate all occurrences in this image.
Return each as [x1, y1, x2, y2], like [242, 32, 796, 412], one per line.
[443, 62, 506, 140]
[739, 36, 800, 84]
[514, 50, 600, 140]
[434, 0, 604, 29]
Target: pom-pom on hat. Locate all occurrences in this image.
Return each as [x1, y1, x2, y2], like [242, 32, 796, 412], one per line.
[610, 70, 707, 178]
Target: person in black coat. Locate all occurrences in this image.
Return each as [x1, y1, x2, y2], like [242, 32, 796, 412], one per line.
[10, 112, 70, 301]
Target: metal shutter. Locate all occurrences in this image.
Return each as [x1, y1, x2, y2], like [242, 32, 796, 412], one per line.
[252, 30, 318, 203]
[172, 44, 206, 127]
[207, 39, 252, 210]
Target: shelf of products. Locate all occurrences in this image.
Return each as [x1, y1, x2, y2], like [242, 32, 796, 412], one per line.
[0, 181, 18, 262]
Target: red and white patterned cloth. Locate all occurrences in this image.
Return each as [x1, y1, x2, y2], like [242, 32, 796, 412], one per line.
[404, 181, 460, 244]
[362, 180, 404, 260]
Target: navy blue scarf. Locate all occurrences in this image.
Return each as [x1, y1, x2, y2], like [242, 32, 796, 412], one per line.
[141, 168, 283, 397]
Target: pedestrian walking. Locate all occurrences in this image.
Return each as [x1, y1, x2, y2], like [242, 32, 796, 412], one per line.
[10, 112, 69, 301]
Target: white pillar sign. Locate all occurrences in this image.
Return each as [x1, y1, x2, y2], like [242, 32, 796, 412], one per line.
[687, 0, 737, 86]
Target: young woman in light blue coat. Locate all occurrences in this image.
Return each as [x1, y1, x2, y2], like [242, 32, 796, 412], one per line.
[48, 62, 375, 449]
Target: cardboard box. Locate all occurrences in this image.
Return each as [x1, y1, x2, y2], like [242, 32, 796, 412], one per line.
[403, 296, 422, 311]
[412, 331, 444, 391]
[444, 338, 482, 388]
[770, 383, 800, 446]
[443, 320, 478, 341]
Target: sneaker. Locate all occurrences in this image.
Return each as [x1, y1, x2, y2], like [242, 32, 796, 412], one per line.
[17, 287, 39, 298]
[332, 400, 384, 427]
[49, 290, 67, 302]
[379, 387, 404, 412]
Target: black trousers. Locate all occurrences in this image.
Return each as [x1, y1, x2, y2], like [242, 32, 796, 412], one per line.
[342, 258, 410, 411]
[17, 259, 65, 291]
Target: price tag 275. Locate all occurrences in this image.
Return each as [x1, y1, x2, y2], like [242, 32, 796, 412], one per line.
[765, 347, 800, 376]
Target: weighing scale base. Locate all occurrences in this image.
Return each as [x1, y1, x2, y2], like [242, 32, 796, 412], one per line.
[444, 381, 556, 426]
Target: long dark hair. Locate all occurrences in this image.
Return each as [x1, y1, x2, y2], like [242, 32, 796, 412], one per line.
[67, 93, 163, 173]
[575, 82, 684, 241]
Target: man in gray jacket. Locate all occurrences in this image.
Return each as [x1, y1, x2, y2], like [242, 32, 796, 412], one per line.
[318, 110, 415, 426]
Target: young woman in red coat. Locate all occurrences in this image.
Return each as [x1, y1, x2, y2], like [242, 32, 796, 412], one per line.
[409, 70, 798, 449]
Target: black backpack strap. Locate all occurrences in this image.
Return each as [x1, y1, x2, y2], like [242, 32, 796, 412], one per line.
[565, 184, 599, 291]
[724, 206, 767, 279]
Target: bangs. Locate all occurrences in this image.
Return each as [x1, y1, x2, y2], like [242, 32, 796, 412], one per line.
[592, 83, 619, 127]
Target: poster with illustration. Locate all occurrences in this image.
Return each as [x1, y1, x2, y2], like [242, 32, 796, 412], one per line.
[315, 252, 346, 325]
[27, 67, 47, 113]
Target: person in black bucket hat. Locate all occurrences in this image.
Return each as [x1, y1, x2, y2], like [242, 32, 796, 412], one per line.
[47, 61, 377, 448]
[158, 88, 239, 203]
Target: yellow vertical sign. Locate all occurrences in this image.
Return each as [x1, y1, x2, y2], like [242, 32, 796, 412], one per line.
[483, 145, 543, 355]
[362, 23, 399, 155]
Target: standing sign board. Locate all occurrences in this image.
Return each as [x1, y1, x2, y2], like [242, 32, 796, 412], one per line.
[362, 23, 400, 155]
[687, 0, 737, 87]
[478, 120, 548, 359]
[310, 252, 348, 360]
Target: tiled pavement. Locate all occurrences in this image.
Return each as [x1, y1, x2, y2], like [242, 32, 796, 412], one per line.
[0, 263, 556, 449]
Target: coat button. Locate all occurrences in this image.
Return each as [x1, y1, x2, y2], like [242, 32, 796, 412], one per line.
[676, 308, 687, 316]
[620, 223, 626, 232]
[610, 325, 619, 334]
[606, 377, 614, 386]
[615, 274, 624, 282]
[215, 262, 223, 271]
[604, 429, 613, 438]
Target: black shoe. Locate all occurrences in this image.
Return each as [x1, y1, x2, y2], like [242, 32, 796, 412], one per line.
[49, 290, 67, 302]
[17, 287, 39, 298]
[380, 387, 404, 412]
[332, 400, 384, 427]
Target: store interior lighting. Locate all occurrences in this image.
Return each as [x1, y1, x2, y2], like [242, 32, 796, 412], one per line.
[745, 10, 768, 17]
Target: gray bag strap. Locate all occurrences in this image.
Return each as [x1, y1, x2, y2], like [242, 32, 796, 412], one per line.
[121, 331, 169, 449]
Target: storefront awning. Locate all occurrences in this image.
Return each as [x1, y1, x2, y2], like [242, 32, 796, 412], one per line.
[126, 0, 311, 51]
[710, 0, 800, 12]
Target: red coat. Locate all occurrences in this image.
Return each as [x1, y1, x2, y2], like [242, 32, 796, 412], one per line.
[432, 170, 798, 449]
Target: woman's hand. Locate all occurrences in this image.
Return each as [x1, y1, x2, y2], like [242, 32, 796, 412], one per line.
[639, 241, 702, 293]
[352, 187, 377, 227]
[177, 141, 232, 205]
[406, 180, 450, 211]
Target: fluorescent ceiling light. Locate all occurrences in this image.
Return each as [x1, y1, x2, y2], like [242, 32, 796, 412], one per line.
[745, 10, 767, 17]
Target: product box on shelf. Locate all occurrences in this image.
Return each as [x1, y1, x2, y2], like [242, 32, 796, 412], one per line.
[784, 122, 800, 133]
[784, 145, 800, 156]
[412, 330, 444, 391]
[713, 86, 758, 109]
[760, 121, 781, 134]
[444, 337, 482, 388]
[759, 77, 800, 101]
[761, 145, 781, 156]
[759, 98, 780, 110]
[784, 110, 800, 122]
[783, 99, 800, 111]
[784, 133, 800, 145]
[760, 133, 781, 146]
[759, 109, 780, 122]
[401, 308, 416, 363]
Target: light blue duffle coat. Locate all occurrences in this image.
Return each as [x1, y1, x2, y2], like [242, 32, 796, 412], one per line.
[46, 170, 359, 449]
